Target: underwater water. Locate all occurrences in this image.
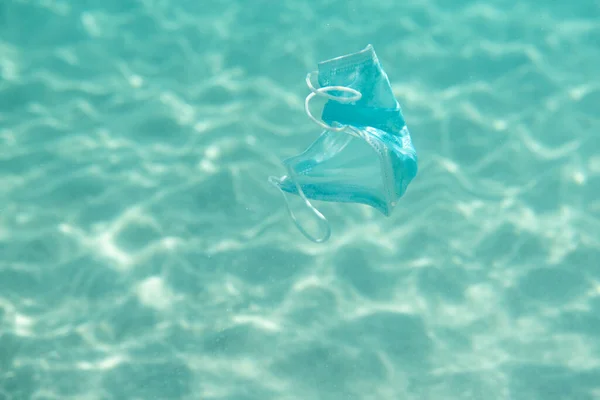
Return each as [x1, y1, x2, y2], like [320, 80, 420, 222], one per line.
[1, 0, 599, 399]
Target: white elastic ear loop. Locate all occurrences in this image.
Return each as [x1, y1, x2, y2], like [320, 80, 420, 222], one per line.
[305, 72, 362, 102]
[304, 72, 362, 132]
[269, 72, 363, 243]
[268, 172, 331, 244]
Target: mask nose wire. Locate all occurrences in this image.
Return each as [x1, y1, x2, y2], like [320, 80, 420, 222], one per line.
[269, 72, 362, 243]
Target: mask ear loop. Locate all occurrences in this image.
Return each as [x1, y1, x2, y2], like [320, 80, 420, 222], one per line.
[268, 168, 331, 243]
[304, 72, 362, 132]
[269, 71, 363, 243]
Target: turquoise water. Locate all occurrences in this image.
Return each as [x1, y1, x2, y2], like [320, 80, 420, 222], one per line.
[1, 0, 600, 399]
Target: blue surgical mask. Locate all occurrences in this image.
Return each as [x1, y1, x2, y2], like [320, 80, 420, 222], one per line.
[269, 44, 418, 243]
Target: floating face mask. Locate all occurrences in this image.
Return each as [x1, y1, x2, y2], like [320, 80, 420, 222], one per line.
[269, 44, 418, 243]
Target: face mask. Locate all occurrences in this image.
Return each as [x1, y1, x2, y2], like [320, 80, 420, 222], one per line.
[269, 44, 418, 243]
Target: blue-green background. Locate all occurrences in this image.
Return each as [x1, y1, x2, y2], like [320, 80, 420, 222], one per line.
[1, 0, 600, 399]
